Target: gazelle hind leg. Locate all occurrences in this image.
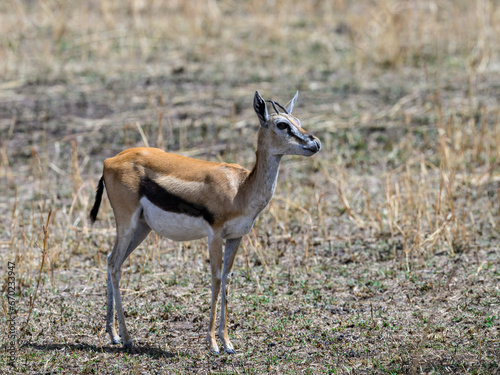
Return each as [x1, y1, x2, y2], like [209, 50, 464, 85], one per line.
[107, 214, 150, 348]
[108, 237, 134, 347]
[207, 235, 223, 354]
[106, 247, 121, 344]
[123, 220, 151, 260]
[219, 237, 242, 354]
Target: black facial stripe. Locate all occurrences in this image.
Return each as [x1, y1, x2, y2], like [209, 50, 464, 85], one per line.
[287, 124, 309, 144]
[139, 177, 215, 225]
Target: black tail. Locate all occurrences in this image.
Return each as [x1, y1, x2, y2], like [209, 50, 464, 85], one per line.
[90, 176, 105, 224]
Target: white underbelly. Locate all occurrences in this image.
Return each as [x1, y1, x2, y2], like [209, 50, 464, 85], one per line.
[140, 197, 211, 241]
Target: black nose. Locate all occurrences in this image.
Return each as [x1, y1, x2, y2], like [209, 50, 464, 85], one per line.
[309, 135, 321, 151]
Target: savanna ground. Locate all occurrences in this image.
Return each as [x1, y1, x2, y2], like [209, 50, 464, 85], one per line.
[1, 1, 499, 374]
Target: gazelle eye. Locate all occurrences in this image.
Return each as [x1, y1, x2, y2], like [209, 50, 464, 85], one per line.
[276, 122, 288, 130]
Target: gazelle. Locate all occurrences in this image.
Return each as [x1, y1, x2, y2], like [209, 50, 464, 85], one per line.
[90, 91, 320, 354]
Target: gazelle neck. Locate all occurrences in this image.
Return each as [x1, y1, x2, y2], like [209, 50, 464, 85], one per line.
[242, 130, 282, 215]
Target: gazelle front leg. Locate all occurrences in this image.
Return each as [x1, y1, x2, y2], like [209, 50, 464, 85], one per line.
[207, 235, 223, 354]
[219, 237, 242, 354]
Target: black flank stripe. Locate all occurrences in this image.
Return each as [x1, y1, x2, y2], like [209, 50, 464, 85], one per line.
[139, 177, 215, 225]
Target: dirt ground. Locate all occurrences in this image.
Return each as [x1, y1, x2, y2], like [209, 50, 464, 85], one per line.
[1, 1, 499, 374]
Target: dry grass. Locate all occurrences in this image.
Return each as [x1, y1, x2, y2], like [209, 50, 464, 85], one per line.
[1, 0, 499, 374]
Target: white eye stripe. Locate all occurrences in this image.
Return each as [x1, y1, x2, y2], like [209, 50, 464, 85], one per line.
[274, 117, 307, 140]
[274, 118, 291, 125]
[288, 123, 305, 136]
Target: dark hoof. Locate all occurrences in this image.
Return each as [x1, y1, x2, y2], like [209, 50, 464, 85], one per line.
[123, 340, 134, 349]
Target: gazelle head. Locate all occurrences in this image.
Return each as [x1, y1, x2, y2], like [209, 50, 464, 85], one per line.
[253, 91, 321, 157]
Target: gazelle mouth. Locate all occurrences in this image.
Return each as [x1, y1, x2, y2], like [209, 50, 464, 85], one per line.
[302, 140, 321, 154]
[302, 146, 319, 154]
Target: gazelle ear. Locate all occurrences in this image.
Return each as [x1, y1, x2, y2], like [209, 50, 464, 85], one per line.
[285, 91, 299, 114]
[253, 91, 269, 128]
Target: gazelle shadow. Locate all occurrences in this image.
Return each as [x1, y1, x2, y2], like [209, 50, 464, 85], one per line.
[23, 342, 179, 358]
